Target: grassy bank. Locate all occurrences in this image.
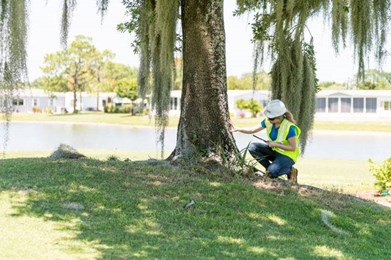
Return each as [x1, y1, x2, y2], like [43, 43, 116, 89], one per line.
[3, 150, 375, 193]
[3, 112, 391, 132]
[0, 157, 389, 258]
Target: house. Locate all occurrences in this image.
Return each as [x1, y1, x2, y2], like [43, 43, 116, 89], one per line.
[3, 88, 391, 120]
[0, 89, 66, 113]
[315, 90, 391, 119]
[227, 90, 270, 117]
[167, 90, 271, 117]
[0, 88, 117, 113]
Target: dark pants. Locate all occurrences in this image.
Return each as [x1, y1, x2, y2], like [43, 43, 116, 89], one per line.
[248, 142, 294, 178]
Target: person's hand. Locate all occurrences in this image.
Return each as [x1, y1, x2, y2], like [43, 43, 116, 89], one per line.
[228, 119, 237, 132]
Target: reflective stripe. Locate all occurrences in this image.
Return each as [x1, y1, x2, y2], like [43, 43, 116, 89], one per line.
[276, 120, 289, 143]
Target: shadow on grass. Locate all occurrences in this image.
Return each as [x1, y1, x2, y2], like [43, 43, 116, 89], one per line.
[0, 158, 390, 258]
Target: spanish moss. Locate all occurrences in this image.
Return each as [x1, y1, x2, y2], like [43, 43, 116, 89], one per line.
[0, 0, 29, 153]
[97, 0, 109, 20]
[60, 0, 76, 47]
[237, 0, 391, 153]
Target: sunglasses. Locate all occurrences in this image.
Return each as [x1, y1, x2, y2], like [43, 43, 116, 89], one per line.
[268, 117, 277, 121]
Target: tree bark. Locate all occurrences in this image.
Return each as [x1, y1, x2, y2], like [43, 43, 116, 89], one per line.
[169, 0, 238, 161]
[73, 76, 78, 114]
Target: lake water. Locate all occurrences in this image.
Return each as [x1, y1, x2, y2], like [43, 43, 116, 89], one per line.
[1, 122, 390, 161]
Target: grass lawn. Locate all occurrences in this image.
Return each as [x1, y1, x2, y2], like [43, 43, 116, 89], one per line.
[1, 152, 389, 258]
[3, 150, 376, 193]
[3, 112, 391, 132]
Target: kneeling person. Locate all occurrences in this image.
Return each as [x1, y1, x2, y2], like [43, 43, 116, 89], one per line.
[230, 99, 300, 183]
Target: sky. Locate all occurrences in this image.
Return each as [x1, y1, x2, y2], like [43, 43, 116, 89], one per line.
[27, 0, 390, 83]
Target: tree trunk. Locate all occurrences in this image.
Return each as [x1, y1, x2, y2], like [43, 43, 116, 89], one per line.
[73, 76, 78, 114]
[73, 89, 77, 114]
[79, 91, 82, 111]
[169, 0, 238, 161]
[96, 91, 100, 111]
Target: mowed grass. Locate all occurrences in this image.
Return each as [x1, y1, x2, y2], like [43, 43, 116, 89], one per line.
[4, 150, 377, 193]
[0, 156, 390, 258]
[4, 112, 391, 132]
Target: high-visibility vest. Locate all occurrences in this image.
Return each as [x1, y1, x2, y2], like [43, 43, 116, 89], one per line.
[265, 118, 301, 162]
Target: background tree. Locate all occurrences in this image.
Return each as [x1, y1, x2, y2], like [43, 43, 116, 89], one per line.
[102, 61, 138, 91]
[227, 72, 271, 90]
[114, 78, 138, 101]
[41, 35, 97, 113]
[356, 69, 391, 90]
[88, 49, 115, 111]
[236, 99, 263, 118]
[32, 76, 68, 93]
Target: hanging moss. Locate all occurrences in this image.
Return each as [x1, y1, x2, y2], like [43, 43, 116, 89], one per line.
[60, 0, 76, 48]
[237, 0, 390, 153]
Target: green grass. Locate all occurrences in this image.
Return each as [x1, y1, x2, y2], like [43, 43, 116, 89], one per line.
[3, 150, 376, 193]
[3, 112, 391, 132]
[0, 155, 390, 258]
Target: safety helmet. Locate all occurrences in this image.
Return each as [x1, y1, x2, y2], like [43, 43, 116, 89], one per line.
[263, 99, 287, 118]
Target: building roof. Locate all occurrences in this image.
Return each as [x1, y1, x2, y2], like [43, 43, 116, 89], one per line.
[317, 90, 391, 98]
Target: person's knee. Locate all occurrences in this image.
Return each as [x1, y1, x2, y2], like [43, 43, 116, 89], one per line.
[248, 143, 257, 155]
[267, 164, 280, 177]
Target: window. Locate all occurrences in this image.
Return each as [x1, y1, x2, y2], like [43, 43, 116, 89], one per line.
[384, 101, 391, 111]
[341, 98, 351, 113]
[33, 99, 38, 107]
[12, 98, 24, 106]
[316, 98, 326, 112]
[328, 98, 339, 113]
[49, 98, 56, 107]
[170, 97, 178, 110]
[353, 98, 364, 113]
[365, 98, 377, 113]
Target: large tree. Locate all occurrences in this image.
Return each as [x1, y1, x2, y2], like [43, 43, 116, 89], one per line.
[121, 0, 390, 162]
[1, 0, 391, 165]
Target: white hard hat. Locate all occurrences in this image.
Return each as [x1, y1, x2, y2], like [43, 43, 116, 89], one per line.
[263, 99, 287, 118]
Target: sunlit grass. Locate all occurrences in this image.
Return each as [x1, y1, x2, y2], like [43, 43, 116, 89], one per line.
[0, 156, 389, 258]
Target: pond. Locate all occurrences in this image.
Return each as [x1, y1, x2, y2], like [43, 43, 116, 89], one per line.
[1, 122, 390, 161]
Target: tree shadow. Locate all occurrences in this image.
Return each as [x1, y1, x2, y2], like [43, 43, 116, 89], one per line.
[0, 158, 390, 258]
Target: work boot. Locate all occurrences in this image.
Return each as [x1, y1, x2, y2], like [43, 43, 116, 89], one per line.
[288, 167, 298, 184]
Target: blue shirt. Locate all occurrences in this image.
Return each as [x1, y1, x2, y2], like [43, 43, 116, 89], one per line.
[261, 119, 296, 141]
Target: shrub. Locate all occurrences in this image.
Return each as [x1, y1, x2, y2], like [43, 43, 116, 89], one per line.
[104, 104, 131, 114]
[369, 158, 391, 192]
[32, 106, 42, 113]
[236, 99, 263, 117]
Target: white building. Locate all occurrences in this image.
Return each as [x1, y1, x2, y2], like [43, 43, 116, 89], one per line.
[0, 88, 117, 113]
[315, 90, 391, 120]
[167, 90, 271, 117]
[1, 89, 66, 113]
[2, 88, 391, 120]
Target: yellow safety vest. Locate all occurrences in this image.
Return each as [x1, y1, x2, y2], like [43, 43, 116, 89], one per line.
[265, 119, 301, 162]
